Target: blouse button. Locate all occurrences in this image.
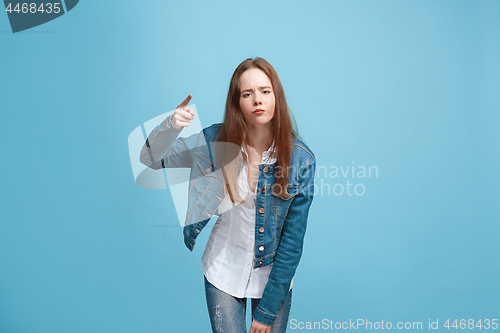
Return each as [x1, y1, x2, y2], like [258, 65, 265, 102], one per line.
[263, 167, 269, 173]
[259, 208, 265, 214]
[259, 246, 264, 251]
[284, 192, 289, 198]
[205, 168, 211, 174]
[261, 187, 265, 193]
[259, 227, 264, 233]
[258, 261, 263, 266]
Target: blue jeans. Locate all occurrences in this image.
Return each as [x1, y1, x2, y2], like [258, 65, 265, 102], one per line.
[204, 275, 292, 333]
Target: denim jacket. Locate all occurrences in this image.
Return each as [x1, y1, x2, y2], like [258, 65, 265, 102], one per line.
[139, 114, 316, 326]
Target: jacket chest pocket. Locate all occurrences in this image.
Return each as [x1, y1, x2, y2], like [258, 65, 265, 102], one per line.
[192, 157, 219, 192]
[271, 185, 298, 217]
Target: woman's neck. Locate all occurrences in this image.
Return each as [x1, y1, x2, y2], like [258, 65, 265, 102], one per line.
[245, 123, 273, 152]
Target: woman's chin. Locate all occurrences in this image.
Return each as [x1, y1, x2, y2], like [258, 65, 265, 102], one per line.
[246, 118, 273, 128]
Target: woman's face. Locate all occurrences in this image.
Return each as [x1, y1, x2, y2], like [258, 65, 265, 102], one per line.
[239, 68, 275, 128]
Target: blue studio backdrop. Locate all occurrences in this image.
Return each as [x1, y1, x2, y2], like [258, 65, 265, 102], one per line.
[1, 1, 499, 332]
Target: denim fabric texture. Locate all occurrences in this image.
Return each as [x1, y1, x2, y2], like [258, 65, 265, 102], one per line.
[204, 275, 291, 333]
[140, 114, 315, 326]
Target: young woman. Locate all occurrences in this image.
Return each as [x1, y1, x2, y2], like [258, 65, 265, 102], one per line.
[140, 57, 316, 333]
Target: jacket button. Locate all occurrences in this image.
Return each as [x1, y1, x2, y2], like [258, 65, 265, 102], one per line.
[261, 187, 265, 193]
[205, 168, 211, 174]
[259, 227, 264, 233]
[263, 167, 268, 173]
[258, 261, 263, 266]
[284, 192, 289, 198]
[259, 246, 264, 251]
[259, 208, 265, 214]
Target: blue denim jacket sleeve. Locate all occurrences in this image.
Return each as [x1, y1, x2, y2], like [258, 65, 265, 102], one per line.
[253, 155, 316, 326]
[139, 114, 205, 169]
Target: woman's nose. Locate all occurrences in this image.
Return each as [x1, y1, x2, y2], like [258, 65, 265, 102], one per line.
[253, 95, 262, 105]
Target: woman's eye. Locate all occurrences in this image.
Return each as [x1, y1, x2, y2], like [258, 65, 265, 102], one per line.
[243, 93, 250, 97]
[263, 90, 271, 94]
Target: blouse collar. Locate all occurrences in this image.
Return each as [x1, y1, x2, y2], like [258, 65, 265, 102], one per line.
[241, 136, 276, 164]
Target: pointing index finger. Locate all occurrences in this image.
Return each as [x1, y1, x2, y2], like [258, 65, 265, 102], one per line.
[177, 94, 192, 109]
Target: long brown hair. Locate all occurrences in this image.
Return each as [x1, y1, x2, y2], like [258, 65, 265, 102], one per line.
[215, 57, 301, 203]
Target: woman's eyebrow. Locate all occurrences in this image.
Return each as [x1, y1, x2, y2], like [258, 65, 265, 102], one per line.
[241, 86, 273, 93]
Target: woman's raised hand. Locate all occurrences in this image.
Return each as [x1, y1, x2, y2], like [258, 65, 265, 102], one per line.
[170, 94, 195, 129]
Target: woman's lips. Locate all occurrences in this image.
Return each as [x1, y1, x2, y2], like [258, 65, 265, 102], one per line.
[253, 109, 265, 114]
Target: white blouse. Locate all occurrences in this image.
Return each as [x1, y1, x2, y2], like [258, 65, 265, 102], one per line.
[201, 140, 293, 298]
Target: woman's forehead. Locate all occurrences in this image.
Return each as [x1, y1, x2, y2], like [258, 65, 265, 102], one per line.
[239, 68, 272, 88]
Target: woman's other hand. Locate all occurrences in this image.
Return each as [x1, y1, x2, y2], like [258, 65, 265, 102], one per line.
[249, 318, 272, 333]
[170, 94, 195, 129]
